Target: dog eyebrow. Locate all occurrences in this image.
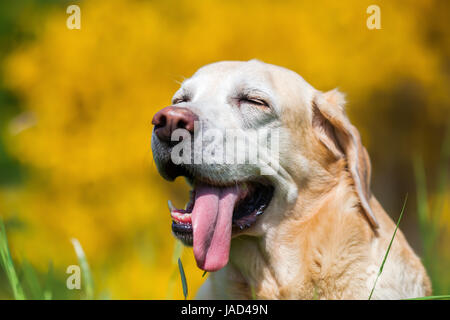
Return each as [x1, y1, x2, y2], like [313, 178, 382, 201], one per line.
[172, 88, 193, 104]
[234, 86, 270, 100]
[232, 86, 276, 111]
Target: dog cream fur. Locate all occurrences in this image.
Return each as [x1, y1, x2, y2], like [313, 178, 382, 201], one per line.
[159, 60, 431, 299]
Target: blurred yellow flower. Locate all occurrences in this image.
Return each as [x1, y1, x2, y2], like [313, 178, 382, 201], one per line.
[1, 0, 448, 298]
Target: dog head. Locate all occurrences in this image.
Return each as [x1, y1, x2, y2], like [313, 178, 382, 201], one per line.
[151, 60, 378, 271]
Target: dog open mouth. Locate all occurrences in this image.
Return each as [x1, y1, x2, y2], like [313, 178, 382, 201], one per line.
[168, 179, 274, 271]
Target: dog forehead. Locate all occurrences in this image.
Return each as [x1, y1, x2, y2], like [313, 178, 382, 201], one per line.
[185, 60, 314, 98]
[185, 60, 273, 93]
[178, 60, 316, 122]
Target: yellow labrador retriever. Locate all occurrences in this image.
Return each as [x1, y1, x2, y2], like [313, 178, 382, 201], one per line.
[151, 60, 431, 299]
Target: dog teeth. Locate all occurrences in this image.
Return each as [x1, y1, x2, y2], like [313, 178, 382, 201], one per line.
[171, 210, 192, 224]
[168, 200, 176, 212]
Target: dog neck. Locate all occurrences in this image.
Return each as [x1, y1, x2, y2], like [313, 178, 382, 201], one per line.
[216, 167, 375, 299]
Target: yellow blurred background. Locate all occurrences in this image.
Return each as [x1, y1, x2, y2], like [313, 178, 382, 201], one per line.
[0, 0, 449, 299]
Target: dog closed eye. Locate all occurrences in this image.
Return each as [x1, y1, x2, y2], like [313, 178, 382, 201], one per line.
[239, 97, 269, 108]
[234, 89, 271, 110]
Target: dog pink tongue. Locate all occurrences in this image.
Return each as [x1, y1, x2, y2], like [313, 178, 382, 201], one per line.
[192, 183, 239, 271]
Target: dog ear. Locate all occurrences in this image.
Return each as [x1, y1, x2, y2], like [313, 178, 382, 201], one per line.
[312, 89, 379, 229]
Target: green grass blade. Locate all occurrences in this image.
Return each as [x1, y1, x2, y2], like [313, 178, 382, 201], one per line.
[312, 285, 319, 300]
[178, 257, 188, 300]
[43, 261, 53, 300]
[202, 271, 207, 278]
[22, 259, 44, 300]
[413, 157, 429, 234]
[250, 284, 257, 300]
[71, 238, 94, 300]
[0, 218, 25, 300]
[368, 194, 408, 300]
[431, 126, 450, 223]
[406, 295, 450, 300]
[413, 153, 444, 293]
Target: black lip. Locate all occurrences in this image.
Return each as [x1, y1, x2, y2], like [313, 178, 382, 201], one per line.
[172, 222, 193, 246]
[158, 160, 192, 181]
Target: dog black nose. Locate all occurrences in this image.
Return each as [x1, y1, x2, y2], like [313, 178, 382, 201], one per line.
[152, 106, 198, 142]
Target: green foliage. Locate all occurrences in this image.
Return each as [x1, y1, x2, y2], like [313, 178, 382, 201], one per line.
[21, 259, 44, 300]
[0, 219, 95, 300]
[414, 128, 450, 295]
[71, 238, 94, 300]
[0, 218, 25, 299]
[369, 194, 408, 300]
[178, 258, 188, 300]
[406, 295, 450, 300]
